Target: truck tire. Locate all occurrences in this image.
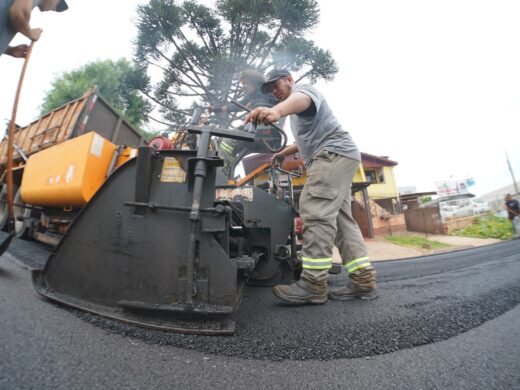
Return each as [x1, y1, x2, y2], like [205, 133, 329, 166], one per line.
[14, 188, 32, 239]
[0, 186, 20, 232]
[0, 186, 8, 231]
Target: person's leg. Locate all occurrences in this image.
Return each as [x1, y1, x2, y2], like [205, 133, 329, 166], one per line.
[329, 183, 377, 300]
[513, 216, 520, 239]
[218, 139, 237, 177]
[273, 151, 353, 304]
[328, 159, 377, 299]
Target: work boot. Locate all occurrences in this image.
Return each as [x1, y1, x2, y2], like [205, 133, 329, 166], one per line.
[328, 267, 378, 300]
[272, 269, 328, 305]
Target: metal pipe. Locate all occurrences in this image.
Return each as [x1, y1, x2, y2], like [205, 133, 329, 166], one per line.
[186, 109, 209, 305]
[190, 131, 211, 221]
[0, 41, 34, 256]
[287, 171, 294, 206]
[124, 201, 216, 213]
[106, 145, 124, 178]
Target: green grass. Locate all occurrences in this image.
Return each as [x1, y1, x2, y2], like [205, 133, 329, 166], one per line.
[384, 236, 450, 249]
[450, 215, 513, 240]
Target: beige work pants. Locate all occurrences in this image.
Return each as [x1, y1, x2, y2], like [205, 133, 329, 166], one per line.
[299, 150, 369, 271]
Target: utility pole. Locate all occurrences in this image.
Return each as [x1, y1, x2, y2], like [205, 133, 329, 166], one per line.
[505, 150, 519, 195]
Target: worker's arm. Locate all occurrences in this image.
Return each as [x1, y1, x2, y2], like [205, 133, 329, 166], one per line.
[244, 92, 312, 125]
[4, 44, 29, 58]
[505, 205, 520, 216]
[9, 0, 42, 41]
[269, 143, 299, 167]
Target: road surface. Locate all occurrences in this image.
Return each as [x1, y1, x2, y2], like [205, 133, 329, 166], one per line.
[1, 237, 519, 389]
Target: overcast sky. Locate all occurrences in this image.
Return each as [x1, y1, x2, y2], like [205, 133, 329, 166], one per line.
[1, 0, 519, 196]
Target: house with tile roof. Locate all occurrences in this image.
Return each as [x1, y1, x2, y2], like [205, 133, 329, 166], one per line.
[241, 151, 405, 237]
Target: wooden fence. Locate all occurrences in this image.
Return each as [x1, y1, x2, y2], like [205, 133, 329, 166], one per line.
[404, 205, 444, 235]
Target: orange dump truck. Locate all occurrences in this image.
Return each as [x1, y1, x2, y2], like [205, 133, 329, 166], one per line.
[0, 88, 146, 246]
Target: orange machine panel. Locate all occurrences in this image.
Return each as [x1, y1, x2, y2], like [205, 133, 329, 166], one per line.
[21, 132, 117, 207]
[116, 147, 138, 168]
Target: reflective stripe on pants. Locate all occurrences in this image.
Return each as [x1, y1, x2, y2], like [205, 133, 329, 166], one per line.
[344, 256, 372, 274]
[301, 256, 333, 270]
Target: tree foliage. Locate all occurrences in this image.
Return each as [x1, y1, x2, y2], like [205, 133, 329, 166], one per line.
[419, 196, 433, 204]
[135, 0, 338, 123]
[40, 59, 152, 129]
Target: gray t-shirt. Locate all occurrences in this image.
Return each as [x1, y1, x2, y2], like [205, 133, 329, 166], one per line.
[0, 0, 39, 55]
[290, 84, 360, 166]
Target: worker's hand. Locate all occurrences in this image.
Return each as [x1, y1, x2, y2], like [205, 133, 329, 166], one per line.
[5, 44, 29, 58]
[28, 27, 43, 41]
[270, 152, 285, 168]
[245, 107, 280, 125]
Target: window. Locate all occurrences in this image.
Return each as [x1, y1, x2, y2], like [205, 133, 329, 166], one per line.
[365, 170, 377, 183]
[365, 169, 385, 184]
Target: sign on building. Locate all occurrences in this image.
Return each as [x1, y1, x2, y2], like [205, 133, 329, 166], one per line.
[435, 180, 469, 197]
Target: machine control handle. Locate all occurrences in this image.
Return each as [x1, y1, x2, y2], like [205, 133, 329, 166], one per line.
[230, 99, 288, 153]
[186, 124, 256, 142]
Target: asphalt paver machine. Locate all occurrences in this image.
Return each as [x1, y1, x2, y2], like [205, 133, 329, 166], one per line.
[32, 110, 301, 334]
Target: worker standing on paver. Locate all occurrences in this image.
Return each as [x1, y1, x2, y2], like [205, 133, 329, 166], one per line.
[245, 68, 377, 304]
[1, 0, 68, 58]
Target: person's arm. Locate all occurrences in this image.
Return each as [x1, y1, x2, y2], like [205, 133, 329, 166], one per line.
[269, 143, 299, 167]
[209, 103, 240, 113]
[505, 204, 520, 217]
[245, 92, 312, 125]
[4, 44, 29, 58]
[513, 201, 520, 216]
[9, 0, 42, 41]
[208, 105, 228, 113]
[224, 94, 254, 113]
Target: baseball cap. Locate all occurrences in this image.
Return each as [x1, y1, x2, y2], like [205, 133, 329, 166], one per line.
[261, 68, 291, 93]
[56, 0, 69, 12]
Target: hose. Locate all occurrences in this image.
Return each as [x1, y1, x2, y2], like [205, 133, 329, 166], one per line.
[0, 42, 34, 255]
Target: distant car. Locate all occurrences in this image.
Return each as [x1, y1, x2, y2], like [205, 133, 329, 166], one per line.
[440, 205, 458, 220]
[452, 201, 475, 218]
[469, 198, 490, 215]
[439, 197, 490, 220]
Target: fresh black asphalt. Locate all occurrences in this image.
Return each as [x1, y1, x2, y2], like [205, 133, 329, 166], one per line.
[1, 236, 519, 389]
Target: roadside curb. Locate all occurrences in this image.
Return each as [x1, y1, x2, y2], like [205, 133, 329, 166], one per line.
[370, 240, 509, 264]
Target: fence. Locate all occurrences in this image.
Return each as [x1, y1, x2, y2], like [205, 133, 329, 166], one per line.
[372, 214, 407, 236]
[442, 216, 477, 234]
[404, 205, 444, 235]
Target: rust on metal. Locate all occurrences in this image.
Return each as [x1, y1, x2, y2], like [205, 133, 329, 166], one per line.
[0, 91, 92, 169]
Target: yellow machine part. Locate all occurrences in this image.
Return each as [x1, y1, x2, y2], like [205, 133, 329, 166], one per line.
[21, 132, 117, 207]
[116, 146, 138, 167]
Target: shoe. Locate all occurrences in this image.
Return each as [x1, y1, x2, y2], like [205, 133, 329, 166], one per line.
[272, 279, 328, 305]
[328, 285, 378, 300]
[328, 266, 378, 300]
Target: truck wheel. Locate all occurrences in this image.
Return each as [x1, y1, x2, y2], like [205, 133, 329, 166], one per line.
[0, 186, 8, 231]
[14, 189, 32, 239]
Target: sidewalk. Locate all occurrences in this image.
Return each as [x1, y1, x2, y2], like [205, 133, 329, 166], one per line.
[332, 234, 503, 263]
